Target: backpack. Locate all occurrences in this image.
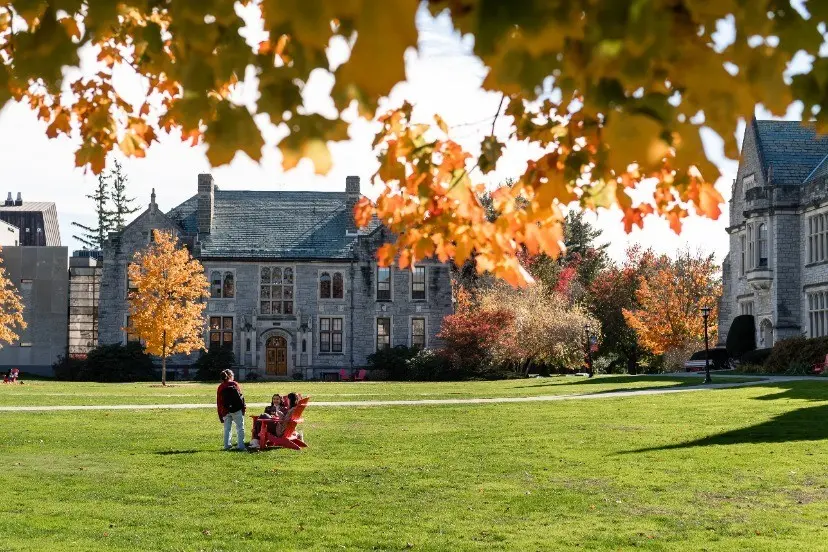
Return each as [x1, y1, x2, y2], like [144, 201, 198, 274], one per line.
[221, 384, 245, 413]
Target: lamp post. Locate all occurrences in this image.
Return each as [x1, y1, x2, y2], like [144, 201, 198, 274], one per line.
[584, 324, 594, 378]
[701, 306, 712, 384]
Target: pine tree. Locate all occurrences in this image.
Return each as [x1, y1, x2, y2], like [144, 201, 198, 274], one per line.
[109, 159, 139, 232]
[71, 172, 112, 250]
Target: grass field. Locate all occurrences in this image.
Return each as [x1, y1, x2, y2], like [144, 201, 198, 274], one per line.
[0, 375, 720, 407]
[1, 376, 827, 551]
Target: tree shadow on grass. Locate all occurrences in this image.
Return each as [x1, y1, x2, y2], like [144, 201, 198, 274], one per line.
[513, 375, 702, 392]
[155, 450, 201, 456]
[624, 381, 828, 454]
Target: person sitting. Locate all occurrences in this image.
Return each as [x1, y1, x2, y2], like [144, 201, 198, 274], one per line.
[250, 394, 288, 449]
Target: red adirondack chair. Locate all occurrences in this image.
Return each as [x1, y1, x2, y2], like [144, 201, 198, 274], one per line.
[251, 397, 310, 451]
[812, 354, 828, 375]
[354, 369, 367, 382]
[339, 368, 349, 381]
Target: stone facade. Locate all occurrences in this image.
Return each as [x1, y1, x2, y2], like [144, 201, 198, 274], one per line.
[68, 251, 102, 357]
[719, 119, 828, 347]
[99, 176, 454, 379]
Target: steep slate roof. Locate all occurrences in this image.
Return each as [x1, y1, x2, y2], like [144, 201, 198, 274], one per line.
[167, 190, 379, 260]
[753, 120, 828, 185]
[0, 202, 61, 246]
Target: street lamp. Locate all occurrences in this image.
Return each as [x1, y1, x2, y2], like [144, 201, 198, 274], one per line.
[701, 306, 712, 384]
[584, 324, 594, 378]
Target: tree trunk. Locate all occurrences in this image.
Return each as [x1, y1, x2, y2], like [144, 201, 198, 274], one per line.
[161, 331, 167, 386]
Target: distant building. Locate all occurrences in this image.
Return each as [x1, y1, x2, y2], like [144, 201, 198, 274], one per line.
[0, 219, 18, 246]
[720, 119, 828, 347]
[68, 250, 102, 358]
[99, 174, 454, 380]
[0, 246, 68, 375]
[0, 193, 61, 246]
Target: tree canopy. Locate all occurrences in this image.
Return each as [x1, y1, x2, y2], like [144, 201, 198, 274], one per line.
[1, 1, 825, 282]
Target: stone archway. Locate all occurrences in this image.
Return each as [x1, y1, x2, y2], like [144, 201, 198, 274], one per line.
[265, 335, 288, 376]
[759, 318, 773, 348]
[259, 329, 293, 377]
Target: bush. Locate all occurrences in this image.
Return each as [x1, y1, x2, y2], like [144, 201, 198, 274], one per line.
[68, 342, 156, 382]
[245, 370, 260, 382]
[194, 346, 235, 382]
[740, 348, 772, 366]
[406, 348, 452, 380]
[52, 354, 87, 381]
[367, 345, 419, 380]
[726, 315, 756, 360]
[765, 336, 828, 374]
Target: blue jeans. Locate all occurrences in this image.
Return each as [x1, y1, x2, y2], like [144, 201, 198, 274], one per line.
[223, 409, 245, 449]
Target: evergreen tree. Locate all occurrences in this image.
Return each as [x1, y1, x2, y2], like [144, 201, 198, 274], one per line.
[109, 159, 139, 232]
[71, 172, 112, 250]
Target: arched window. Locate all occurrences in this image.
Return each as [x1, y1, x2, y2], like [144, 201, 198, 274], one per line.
[302, 339, 307, 353]
[260, 267, 271, 284]
[223, 272, 235, 298]
[332, 272, 343, 299]
[758, 223, 768, 267]
[747, 226, 754, 269]
[284, 268, 294, 285]
[210, 271, 222, 298]
[320, 272, 332, 298]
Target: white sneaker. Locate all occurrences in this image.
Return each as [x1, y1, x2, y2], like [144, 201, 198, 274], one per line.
[249, 439, 260, 449]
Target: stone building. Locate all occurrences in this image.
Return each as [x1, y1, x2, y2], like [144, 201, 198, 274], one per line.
[719, 119, 828, 347]
[68, 250, 102, 357]
[99, 174, 454, 379]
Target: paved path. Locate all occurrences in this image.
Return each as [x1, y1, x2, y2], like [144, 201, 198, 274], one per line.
[2, 375, 821, 413]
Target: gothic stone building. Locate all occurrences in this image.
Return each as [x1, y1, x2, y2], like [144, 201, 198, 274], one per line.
[719, 119, 828, 348]
[99, 174, 453, 379]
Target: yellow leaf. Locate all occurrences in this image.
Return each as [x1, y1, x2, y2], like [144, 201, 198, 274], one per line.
[603, 112, 670, 174]
[337, 0, 417, 99]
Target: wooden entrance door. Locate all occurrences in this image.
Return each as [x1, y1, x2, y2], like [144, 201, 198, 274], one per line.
[266, 336, 288, 376]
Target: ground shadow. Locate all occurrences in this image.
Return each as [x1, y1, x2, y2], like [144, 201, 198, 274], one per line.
[155, 450, 201, 456]
[624, 381, 828, 453]
[514, 375, 702, 391]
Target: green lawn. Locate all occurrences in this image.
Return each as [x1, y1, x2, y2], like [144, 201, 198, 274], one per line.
[0, 375, 720, 407]
[1, 378, 826, 551]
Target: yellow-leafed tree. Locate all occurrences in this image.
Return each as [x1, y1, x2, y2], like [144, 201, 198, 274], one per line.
[127, 230, 209, 385]
[623, 251, 721, 357]
[0, 249, 26, 346]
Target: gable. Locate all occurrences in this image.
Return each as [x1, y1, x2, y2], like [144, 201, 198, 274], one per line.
[753, 120, 828, 185]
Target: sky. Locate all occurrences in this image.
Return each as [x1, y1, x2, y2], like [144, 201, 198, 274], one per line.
[0, 5, 810, 263]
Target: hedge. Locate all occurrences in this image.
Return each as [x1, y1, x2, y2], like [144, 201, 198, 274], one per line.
[764, 336, 828, 374]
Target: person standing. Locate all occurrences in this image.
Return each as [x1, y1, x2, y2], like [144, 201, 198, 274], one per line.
[216, 369, 246, 451]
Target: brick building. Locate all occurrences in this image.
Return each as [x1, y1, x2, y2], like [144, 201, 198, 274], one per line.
[720, 119, 828, 347]
[99, 174, 454, 379]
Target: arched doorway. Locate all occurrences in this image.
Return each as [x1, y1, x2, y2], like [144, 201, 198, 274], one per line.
[266, 336, 288, 376]
[759, 319, 773, 348]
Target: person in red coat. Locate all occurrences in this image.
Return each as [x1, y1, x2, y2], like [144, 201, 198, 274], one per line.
[216, 369, 246, 451]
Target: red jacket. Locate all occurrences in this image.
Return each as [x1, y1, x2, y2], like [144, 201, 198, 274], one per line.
[216, 381, 245, 421]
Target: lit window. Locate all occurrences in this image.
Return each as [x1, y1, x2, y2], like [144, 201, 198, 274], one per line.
[411, 317, 425, 348]
[376, 318, 391, 351]
[209, 316, 233, 349]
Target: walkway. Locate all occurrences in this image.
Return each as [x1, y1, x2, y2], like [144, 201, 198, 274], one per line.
[2, 375, 821, 412]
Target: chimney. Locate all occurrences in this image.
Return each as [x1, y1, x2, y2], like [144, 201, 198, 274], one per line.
[4, 193, 12, 206]
[345, 175, 360, 235]
[14, 192, 22, 206]
[197, 174, 214, 235]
